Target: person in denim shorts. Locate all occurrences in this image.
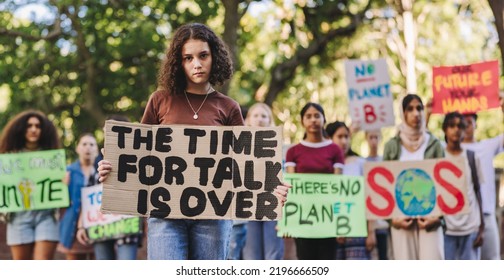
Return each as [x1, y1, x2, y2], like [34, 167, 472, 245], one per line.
[0, 110, 61, 260]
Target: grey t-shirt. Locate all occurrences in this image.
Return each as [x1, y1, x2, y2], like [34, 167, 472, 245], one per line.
[444, 149, 483, 236]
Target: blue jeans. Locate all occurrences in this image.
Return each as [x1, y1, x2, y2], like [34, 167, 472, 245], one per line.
[147, 218, 232, 260]
[242, 221, 284, 260]
[93, 239, 138, 260]
[227, 223, 247, 260]
[444, 232, 481, 260]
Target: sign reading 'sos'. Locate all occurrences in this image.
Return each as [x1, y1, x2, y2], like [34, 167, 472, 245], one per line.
[364, 159, 469, 219]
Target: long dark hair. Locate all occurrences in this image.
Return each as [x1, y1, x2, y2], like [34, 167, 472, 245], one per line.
[300, 102, 327, 140]
[0, 110, 60, 153]
[326, 121, 359, 157]
[157, 23, 233, 95]
[300, 102, 326, 122]
[402, 94, 424, 112]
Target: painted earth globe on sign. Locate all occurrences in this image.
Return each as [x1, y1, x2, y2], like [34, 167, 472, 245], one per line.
[395, 169, 436, 216]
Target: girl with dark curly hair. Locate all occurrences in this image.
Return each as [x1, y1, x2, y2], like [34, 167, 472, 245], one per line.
[0, 110, 61, 260]
[97, 23, 290, 260]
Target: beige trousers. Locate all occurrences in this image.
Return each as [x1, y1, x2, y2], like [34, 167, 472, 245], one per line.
[391, 223, 444, 260]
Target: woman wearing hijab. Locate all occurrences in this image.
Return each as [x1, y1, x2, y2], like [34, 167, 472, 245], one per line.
[383, 94, 445, 260]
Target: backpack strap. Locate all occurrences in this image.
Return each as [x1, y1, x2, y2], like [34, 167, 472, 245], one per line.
[466, 149, 480, 193]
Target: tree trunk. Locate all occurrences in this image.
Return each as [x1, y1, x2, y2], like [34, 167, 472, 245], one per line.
[488, 0, 504, 73]
[68, 9, 106, 126]
[220, 0, 240, 95]
[401, 0, 417, 94]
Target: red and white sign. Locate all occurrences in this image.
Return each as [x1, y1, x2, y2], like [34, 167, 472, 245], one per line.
[364, 159, 469, 220]
[345, 59, 395, 131]
[81, 184, 131, 228]
[432, 60, 500, 114]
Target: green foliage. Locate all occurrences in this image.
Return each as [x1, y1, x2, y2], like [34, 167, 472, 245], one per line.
[0, 0, 216, 161]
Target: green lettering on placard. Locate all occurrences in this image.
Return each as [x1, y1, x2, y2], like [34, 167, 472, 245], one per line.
[0, 150, 68, 212]
[277, 173, 367, 238]
[87, 217, 142, 242]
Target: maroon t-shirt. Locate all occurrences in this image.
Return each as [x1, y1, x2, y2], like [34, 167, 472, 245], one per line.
[141, 90, 244, 126]
[285, 140, 344, 173]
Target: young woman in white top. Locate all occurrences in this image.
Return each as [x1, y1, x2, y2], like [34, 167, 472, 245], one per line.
[326, 121, 375, 260]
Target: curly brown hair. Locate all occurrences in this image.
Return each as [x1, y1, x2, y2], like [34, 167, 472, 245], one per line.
[0, 110, 61, 153]
[157, 23, 233, 95]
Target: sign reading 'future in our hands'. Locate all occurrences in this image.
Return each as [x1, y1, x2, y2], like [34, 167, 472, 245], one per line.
[432, 60, 500, 114]
[101, 120, 283, 221]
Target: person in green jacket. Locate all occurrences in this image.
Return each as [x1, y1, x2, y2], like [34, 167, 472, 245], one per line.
[383, 94, 445, 260]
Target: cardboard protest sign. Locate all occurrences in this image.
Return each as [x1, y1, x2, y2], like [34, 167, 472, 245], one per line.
[345, 59, 395, 130]
[277, 173, 367, 238]
[0, 149, 68, 212]
[81, 184, 142, 242]
[364, 159, 469, 220]
[101, 120, 283, 221]
[432, 60, 500, 114]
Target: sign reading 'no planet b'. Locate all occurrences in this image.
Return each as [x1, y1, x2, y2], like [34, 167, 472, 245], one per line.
[345, 58, 395, 131]
[0, 149, 68, 212]
[101, 120, 283, 221]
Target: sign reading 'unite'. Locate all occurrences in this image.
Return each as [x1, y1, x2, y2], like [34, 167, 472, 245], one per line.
[101, 120, 284, 221]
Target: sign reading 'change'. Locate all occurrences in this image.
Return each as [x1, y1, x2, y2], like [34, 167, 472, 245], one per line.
[101, 120, 283, 221]
[81, 184, 142, 242]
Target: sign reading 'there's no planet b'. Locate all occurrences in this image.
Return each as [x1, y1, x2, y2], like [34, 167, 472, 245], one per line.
[101, 120, 283, 221]
[277, 173, 367, 238]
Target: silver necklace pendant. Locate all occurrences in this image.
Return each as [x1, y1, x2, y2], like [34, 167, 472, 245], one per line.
[184, 86, 212, 121]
